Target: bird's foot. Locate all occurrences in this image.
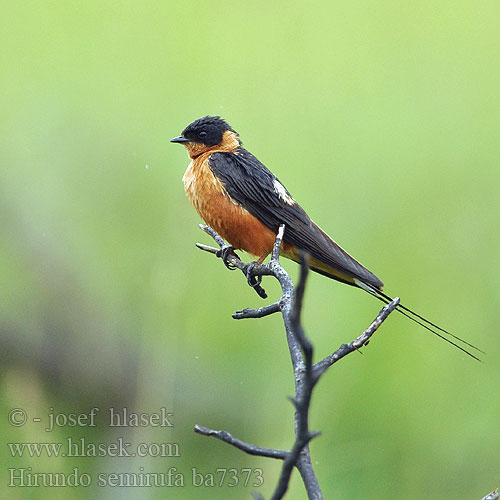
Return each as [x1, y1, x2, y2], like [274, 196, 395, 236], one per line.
[216, 245, 239, 270]
[245, 261, 263, 288]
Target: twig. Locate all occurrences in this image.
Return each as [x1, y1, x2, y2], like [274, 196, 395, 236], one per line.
[194, 425, 288, 459]
[313, 297, 400, 379]
[481, 489, 499, 500]
[232, 302, 281, 320]
[252, 492, 265, 500]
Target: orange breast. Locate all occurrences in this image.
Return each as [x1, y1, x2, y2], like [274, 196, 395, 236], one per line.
[183, 155, 277, 259]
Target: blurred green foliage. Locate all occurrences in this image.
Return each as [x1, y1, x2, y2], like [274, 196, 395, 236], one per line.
[1, 1, 499, 498]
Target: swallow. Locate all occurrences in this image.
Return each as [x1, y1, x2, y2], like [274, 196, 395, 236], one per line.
[171, 116, 482, 360]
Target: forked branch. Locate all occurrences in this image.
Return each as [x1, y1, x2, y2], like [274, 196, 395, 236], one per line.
[194, 224, 398, 499]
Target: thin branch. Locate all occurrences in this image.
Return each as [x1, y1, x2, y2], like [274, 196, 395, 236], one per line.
[194, 425, 288, 459]
[199, 224, 227, 249]
[290, 253, 313, 362]
[195, 242, 219, 255]
[313, 297, 400, 379]
[233, 302, 281, 320]
[481, 489, 499, 500]
[271, 224, 284, 260]
[251, 492, 265, 500]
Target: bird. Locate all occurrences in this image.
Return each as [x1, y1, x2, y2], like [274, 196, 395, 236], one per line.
[171, 115, 482, 361]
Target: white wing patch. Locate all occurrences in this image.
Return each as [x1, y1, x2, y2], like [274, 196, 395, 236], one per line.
[226, 192, 241, 206]
[273, 179, 295, 205]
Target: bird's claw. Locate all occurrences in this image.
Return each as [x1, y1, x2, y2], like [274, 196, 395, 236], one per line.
[245, 262, 262, 288]
[216, 246, 239, 270]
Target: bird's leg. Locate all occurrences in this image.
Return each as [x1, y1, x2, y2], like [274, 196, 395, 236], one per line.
[245, 262, 262, 288]
[244, 253, 269, 288]
[215, 245, 240, 270]
[257, 253, 270, 265]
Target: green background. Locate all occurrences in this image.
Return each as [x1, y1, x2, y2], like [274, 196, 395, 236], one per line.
[1, 1, 499, 498]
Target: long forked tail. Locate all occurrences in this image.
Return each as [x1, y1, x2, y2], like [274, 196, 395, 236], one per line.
[355, 280, 484, 362]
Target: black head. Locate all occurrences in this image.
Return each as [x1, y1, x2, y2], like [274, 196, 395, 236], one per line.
[171, 116, 235, 146]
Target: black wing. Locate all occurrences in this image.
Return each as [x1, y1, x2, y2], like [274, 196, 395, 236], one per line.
[208, 148, 383, 288]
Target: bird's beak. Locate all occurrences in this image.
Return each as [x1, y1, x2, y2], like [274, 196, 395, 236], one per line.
[170, 136, 190, 144]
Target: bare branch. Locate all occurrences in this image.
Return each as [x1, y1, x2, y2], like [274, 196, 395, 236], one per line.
[232, 302, 281, 320]
[194, 225, 399, 500]
[194, 425, 288, 459]
[195, 242, 219, 255]
[290, 253, 313, 362]
[481, 489, 499, 500]
[199, 223, 227, 248]
[251, 492, 265, 500]
[272, 224, 285, 260]
[313, 297, 400, 379]
[194, 224, 491, 499]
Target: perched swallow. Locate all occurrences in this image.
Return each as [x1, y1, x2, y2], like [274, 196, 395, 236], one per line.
[171, 116, 482, 360]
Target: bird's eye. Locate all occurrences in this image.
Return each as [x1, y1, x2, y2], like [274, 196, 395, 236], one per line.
[198, 130, 208, 138]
